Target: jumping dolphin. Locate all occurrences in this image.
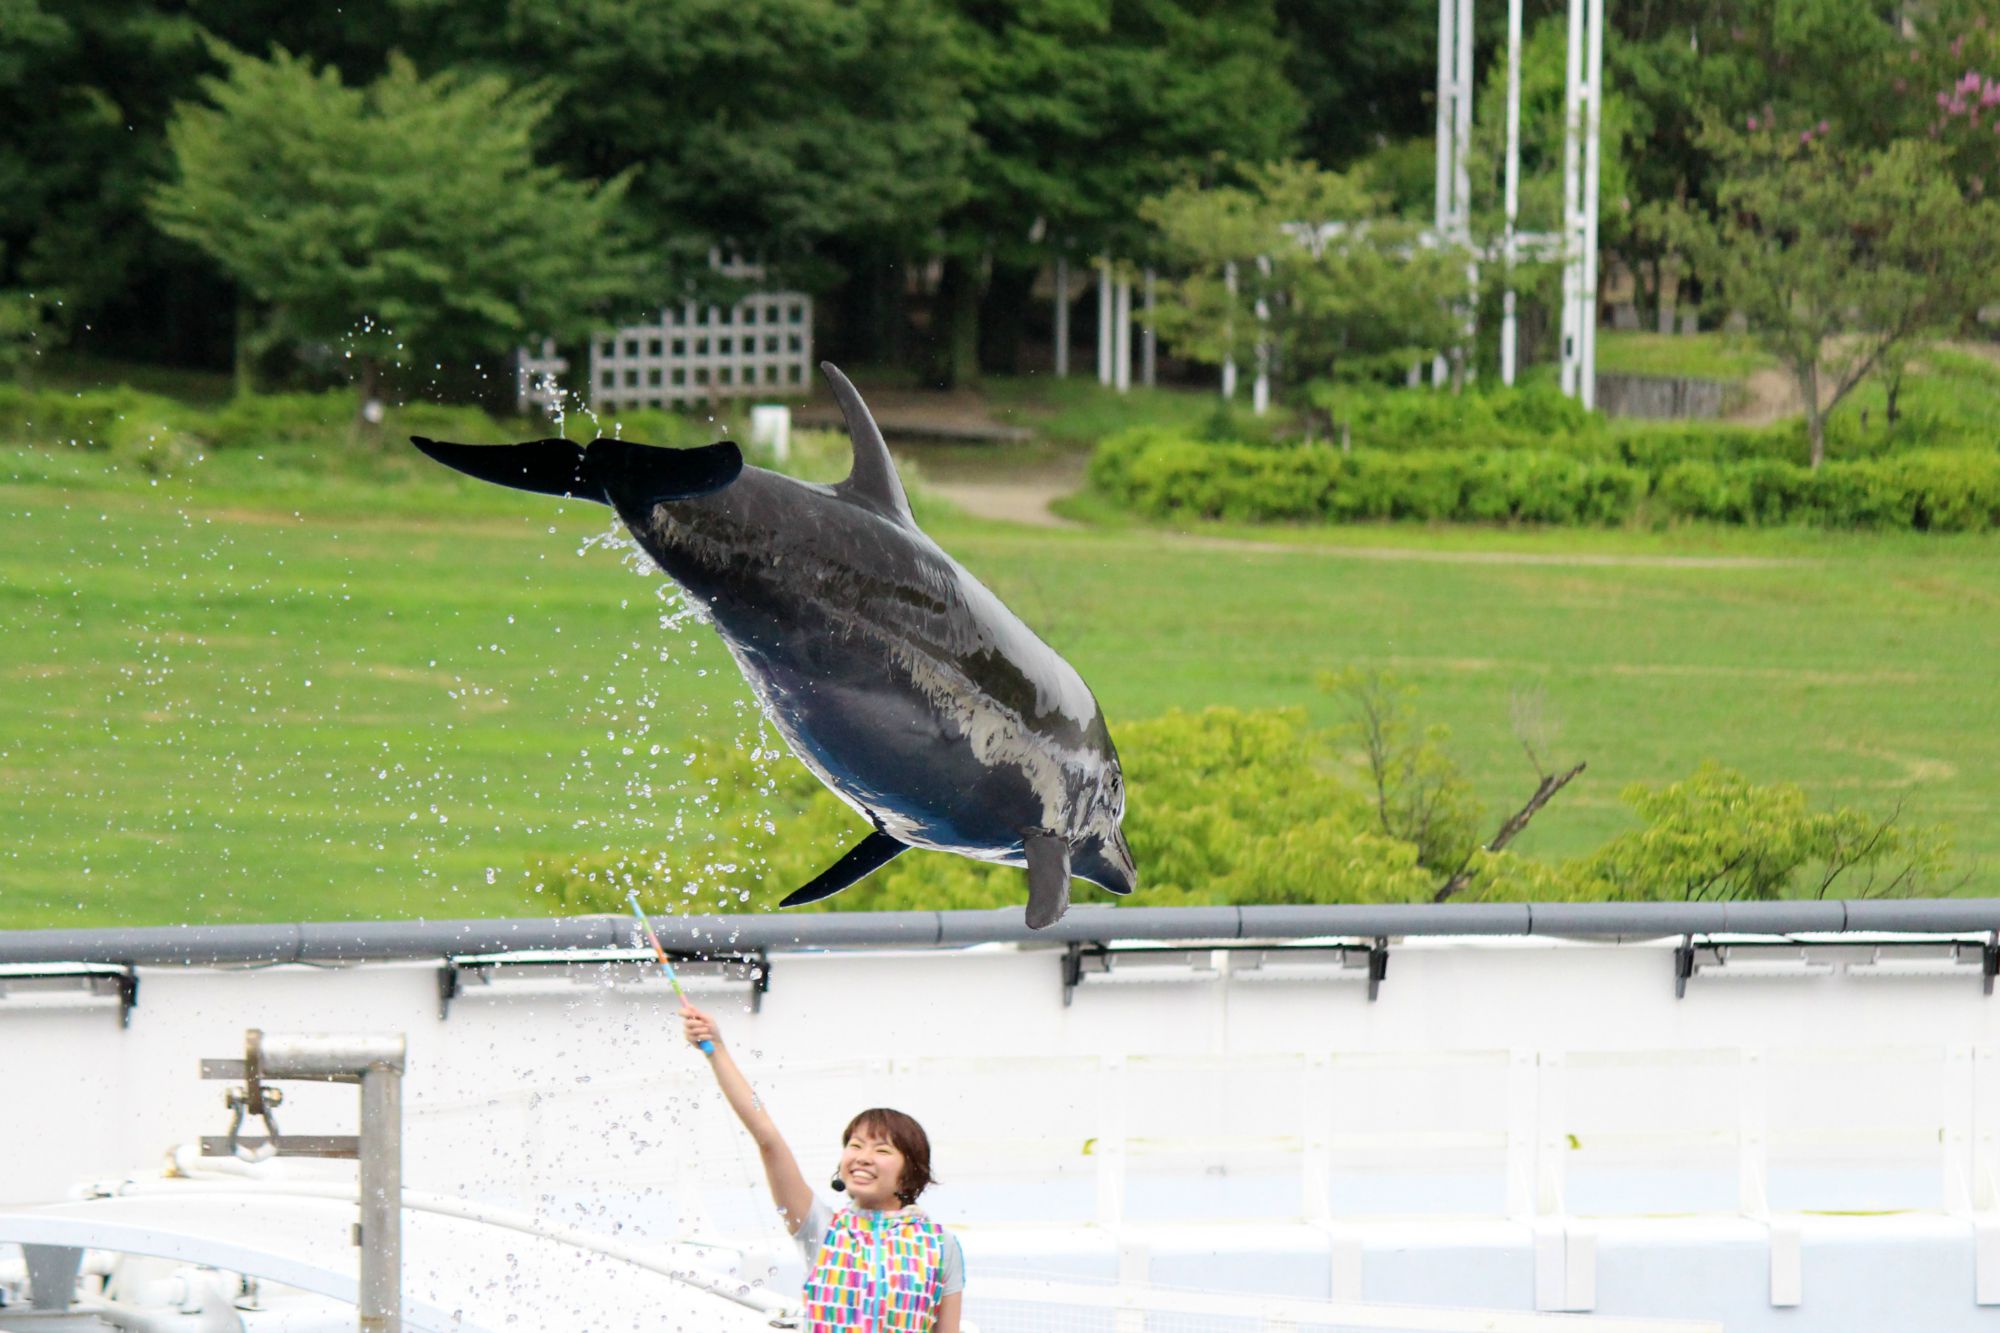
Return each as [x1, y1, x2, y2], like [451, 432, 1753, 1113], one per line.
[411, 363, 1135, 928]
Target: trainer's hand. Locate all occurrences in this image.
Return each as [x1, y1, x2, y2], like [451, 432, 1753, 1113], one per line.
[681, 1002, 722, 1052]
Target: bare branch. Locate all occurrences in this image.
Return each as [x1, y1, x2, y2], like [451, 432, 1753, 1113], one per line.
[1510, 685, 1558, 779]
[1433, 761, 1587, 902]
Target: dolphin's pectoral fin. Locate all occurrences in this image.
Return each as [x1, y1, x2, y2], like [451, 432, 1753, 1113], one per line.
[819, 362, 917, 528]
[1022, 830, 1073, 930]
[411, 437, 607, 504]
[586, 438, 743, 506]
[778, 829, 908, 908]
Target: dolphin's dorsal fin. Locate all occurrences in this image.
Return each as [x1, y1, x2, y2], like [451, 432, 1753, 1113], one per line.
[821, 362, 916, 528]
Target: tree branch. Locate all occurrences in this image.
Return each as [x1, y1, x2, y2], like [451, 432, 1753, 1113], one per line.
[1433, 761, 1587, 902]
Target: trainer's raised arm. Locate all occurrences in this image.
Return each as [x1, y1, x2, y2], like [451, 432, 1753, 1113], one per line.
[679, 1002, 812, 1234]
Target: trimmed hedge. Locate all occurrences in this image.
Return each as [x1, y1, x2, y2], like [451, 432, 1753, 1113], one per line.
[1309, 383, 1995, 470]
[1094, 431, 1648, 526]
[1091, 428, 2000, 531]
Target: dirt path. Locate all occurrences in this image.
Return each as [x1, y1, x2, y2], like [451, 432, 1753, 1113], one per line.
[937, 470, 1803, 567]
[931, 477, 1082, 527]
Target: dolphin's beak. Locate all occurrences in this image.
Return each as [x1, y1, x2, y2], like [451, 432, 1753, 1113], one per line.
[1077, 828, 1138, 897]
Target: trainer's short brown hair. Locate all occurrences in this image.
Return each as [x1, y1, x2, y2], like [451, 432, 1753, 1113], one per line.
[842, 1107, 935, 1204]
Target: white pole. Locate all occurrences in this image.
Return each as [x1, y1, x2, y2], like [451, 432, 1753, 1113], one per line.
[1253, 254, 1272, 416]
[1113, 275, 1133, 393]
[1054, 254, 1070, 378]
[1142, 268, 1157, 388]
[1559, 0, 1585, 399]
[1434, 0, 1455, 244]
[1455, 0, 1476, 386]
[1097, 259, 1113, 386]
[1222, 262, 1238, 400]
[1501, 0, 1523, 385]
[1455, 0, 1473, 226]
[1580, 0, 1605, 410]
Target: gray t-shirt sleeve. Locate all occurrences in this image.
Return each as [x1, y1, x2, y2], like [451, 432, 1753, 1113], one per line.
[794, 1195, 834, 1262]
[938, 1227, 965, 1296]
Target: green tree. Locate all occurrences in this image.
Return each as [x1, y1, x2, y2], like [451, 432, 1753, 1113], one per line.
[1608, 0, 1906, 324]
[1644, 125, 2000, 468]
[1891, 0, 2000, 197]
[1581, 763, 1955, 902]
[0, 245, 58, 381]
[934, 0, 1303, 385]
[395, 0, 975, 295]
[0, 0, 224, 363]
[1141, 161, 1466, 400]
[1276, 0, 1487, 168]
[149, 43, 637, 415]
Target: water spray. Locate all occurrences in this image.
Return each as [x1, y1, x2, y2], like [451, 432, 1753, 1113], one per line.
[628, 890, 715, 1055]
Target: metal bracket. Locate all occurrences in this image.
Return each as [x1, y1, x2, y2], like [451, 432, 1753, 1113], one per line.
[1366, 937, 1389, 1002]
[437, 947, 771, 1019]
[1061, 942, 1089, 1007]
[437, 963, 461, 1021]
[198, 1134, 359, 1159]
[0, 963, 138, 1026]
[200, 1030, 326, 1161]
[1674, 934, 1996, 998]
[1062, 938, 1391, 1005]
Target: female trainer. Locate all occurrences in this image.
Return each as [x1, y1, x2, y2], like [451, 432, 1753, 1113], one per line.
[680, 1003, 964, 1332]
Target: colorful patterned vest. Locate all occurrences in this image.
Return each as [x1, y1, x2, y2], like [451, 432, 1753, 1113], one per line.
[802, 1206, 946, 1332]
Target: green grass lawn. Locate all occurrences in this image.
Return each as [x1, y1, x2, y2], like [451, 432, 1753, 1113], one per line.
[4, 439, 1997, 928]
[1594, 331, 1780, 381]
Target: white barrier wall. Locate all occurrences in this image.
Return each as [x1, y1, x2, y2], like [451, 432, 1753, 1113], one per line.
[5, 934, 2000, 1330]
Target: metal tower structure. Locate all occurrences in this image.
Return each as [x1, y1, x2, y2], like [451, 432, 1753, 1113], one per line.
[1435, 0, 1604, 400]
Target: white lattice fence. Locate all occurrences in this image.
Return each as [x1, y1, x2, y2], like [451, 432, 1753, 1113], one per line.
[587, 292, 813, 412]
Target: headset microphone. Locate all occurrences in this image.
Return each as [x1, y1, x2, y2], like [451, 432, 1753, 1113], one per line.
[830, 1174, 847, 1193]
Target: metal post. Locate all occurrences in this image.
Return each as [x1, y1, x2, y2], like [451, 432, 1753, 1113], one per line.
[1113, 275, 1132, 393]
[1096, 260, 1114, 387]
[1434, 0, 1455, 248]
[1141, 269, 1157, 388]
[1056, 252, 1072, 376]
[1455, 0, 1477, 386]
[1558, 0, 1586, 399]
[1434, 0, 1473, 389]
[1221, 262, 1238, 401]
[1501, 0, 1524, 385]
[1580, 0, 1605, 410]
[246, 1032, 407, 1333]
[359, 1062, 403, 1333]
[1253, 255, 1272, 416]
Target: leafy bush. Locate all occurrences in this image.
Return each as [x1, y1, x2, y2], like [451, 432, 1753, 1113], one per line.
[1092, 425, 1998, 531]
[1308, 381, 1598, 453]
[534, 707, 1471, 915]
[203, 392, 355, 449]
[0, 384, 191, 450]
[1651, 449, 2000, 531]
[1575, 762, 1955, 902]
[532, 705, 1952, 912]
[1093, 429, 1645, 526]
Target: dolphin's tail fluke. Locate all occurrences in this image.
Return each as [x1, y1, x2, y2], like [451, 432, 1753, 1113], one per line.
[411, 436, 743, 507]
[412, 436, 606, 503]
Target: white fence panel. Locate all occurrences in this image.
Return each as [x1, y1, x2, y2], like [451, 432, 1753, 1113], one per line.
[589, 293, 813, 412]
